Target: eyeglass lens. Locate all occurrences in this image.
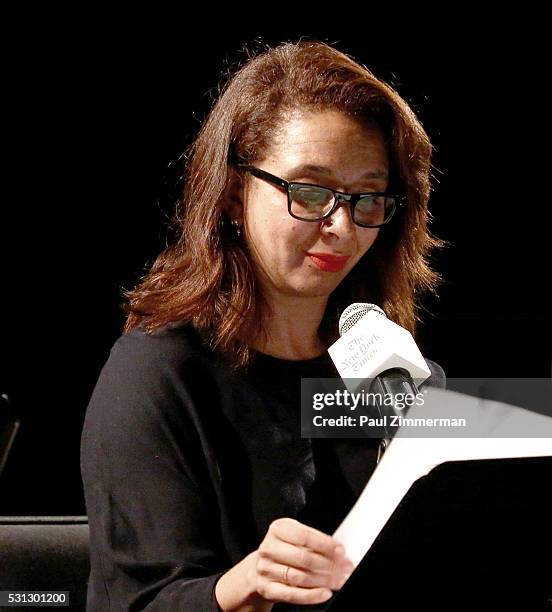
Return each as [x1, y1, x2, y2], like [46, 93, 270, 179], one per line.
[289, 185, 394, 227]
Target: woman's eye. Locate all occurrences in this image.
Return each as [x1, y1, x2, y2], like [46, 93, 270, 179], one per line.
[293, 187, 332, 208]
[358, 195, 385, 209]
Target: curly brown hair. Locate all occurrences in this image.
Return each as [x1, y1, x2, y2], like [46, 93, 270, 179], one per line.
[123, 40, 444, 367]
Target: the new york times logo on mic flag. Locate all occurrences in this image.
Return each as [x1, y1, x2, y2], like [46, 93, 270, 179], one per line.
[308, 302, 435, 438]
[329, 303, 431, 392]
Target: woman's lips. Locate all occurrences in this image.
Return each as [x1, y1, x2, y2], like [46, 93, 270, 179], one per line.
[307, 253, 350, 272]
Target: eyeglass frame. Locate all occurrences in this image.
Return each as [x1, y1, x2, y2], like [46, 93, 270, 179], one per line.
[236, 164, 406, 228]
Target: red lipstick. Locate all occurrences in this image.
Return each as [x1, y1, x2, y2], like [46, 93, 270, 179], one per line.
[307, 253, 350, 272]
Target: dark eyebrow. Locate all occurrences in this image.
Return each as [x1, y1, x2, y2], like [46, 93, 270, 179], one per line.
[285, 163, 388, 181]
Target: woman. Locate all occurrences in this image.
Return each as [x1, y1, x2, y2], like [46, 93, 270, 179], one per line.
[81, 40, 444, 611]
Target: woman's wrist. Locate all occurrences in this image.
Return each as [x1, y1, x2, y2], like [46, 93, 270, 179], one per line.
[214, 551, 274, 612]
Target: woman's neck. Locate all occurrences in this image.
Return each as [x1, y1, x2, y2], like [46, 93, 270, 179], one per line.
[253, 295, 328, 360]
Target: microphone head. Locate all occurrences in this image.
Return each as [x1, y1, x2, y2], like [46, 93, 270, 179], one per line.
[338, 303, 387, 337]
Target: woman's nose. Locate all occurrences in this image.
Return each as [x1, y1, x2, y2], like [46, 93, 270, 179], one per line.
[321, 201, 356, 236]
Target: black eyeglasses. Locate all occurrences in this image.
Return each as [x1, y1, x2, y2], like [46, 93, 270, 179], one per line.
[237, 164, 406, 228]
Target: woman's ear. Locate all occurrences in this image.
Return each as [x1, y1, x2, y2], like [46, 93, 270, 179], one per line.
[223, 166, 244, 224]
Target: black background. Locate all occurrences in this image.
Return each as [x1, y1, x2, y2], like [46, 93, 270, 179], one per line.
[1, 16, 550, 514]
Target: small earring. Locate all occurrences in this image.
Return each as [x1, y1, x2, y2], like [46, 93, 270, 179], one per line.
[231, 219, 242, 237]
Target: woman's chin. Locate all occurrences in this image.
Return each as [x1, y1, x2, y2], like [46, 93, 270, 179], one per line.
[284, 275, 345, 298]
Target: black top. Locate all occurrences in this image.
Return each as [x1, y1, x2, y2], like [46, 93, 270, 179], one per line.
[80, 324, 445, 611]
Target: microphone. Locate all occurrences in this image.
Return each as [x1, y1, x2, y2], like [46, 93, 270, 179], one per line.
[328, 303, 432, 457]
[330, 302, 431, 390]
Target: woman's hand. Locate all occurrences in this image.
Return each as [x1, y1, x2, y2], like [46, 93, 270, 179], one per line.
[215, 517, 354, 610]
[250, 517, 354, 605]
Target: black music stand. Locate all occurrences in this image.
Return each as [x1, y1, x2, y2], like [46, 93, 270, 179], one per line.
[324, 456, 552, 609]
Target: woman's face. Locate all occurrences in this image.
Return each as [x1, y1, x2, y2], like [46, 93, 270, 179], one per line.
[240, 109, 389, 305]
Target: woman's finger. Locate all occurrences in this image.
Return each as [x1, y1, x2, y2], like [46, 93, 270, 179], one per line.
[268, 518, 345, 558]
[258, 554, 350, 590]
[259, 536, 352, 575]
[257, 579, 334, 607]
